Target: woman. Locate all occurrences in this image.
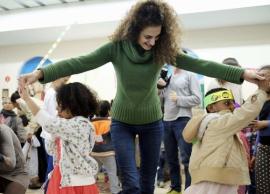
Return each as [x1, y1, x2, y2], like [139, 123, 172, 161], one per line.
[19, 1, 264, 194]
[0, 124, 29, 194]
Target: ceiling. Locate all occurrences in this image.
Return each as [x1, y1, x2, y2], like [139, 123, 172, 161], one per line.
[0, 0, 270, 46]
[0, 0, 91, 12]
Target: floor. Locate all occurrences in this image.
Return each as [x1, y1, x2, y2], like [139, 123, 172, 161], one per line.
[26, 185, 170, 194]
[26, 173, 172, 194]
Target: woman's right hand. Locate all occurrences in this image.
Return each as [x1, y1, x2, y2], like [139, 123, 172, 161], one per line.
[18, 70, 43, 88]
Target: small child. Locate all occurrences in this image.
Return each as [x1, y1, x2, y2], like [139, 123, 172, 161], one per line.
[182, 66, 270, 194]
[19, 82, 99, 194]
[91, 100, 121, 194]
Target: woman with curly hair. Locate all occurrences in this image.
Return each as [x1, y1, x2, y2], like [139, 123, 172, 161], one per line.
[19, 1, 264, 194]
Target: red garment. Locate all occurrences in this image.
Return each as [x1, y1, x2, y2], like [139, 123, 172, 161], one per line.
[237, 132, 250, 194]
[46, 139, 99, 194]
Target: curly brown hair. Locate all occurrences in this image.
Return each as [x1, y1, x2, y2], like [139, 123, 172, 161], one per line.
[56, 82, 99, 118]
[110, 0, 182, 66]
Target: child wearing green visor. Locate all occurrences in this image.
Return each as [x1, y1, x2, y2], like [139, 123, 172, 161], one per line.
[182, 66, 270, 194]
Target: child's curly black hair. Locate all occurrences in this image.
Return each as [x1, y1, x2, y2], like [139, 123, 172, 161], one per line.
[56, 82, 98, 118]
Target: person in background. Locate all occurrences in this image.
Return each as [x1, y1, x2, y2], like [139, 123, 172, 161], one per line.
[91, 100, 121, 194]
[240, 124, 257, 194]
[11, 90, 46, 189]
[159, 67, 201, 194]
[19, 82, 99, 194]
[248, 66, 270, 194]
[10, 91, 40, 140]
[0, 124, 29, 194]
[1, 100, 26, 146]
[207, 57, 243, 105]
[19, 1, 264, 193]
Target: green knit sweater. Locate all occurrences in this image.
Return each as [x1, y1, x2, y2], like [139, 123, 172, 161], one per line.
[40, 40, 244, 124]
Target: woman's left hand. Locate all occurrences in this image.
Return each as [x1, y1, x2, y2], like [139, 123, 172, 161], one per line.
[242, 69, 265, 84]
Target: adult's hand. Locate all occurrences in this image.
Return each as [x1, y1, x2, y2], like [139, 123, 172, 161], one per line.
[169, 91, 178, 102]
[242, 69, 265, 85]
[18, 70, 43, 88]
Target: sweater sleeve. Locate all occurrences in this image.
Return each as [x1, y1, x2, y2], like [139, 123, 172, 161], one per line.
[40, 42, 114, 84]
[175, 54, 244, 84]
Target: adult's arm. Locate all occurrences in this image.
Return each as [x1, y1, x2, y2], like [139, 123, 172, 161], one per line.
[19, 42, 114, 86]
[175, 54, 263, 84]
[40, 42, 114, 83]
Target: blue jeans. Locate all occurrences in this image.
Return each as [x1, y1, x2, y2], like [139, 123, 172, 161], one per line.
[164, 117, 192, 191]
[157, 150, 166, 182]
[110, 119, 163, 194]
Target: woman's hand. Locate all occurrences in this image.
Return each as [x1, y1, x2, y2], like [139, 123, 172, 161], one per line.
[18, 70, 43, 88]
[242, 69, 265, 84]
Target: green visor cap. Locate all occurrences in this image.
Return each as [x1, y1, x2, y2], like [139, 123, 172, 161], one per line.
[204, 90, 234, 108]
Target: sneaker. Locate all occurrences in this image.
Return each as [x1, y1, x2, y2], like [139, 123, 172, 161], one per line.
[157, 181, 165, 188]
[167, 189, 181, 194]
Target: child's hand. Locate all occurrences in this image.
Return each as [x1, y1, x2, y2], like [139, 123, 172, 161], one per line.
[249, 156, 256, 171]
[18, 84, 31, 101]
[250, 120, 269, 131]
[18, 70, 43, 87]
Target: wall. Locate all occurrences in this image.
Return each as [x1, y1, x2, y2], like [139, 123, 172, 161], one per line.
[184, 24, 270, 99]
[0, 24, 269, 107]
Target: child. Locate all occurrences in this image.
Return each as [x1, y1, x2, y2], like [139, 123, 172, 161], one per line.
[182, 66, 270, 194]
[91, 100, 121, 194]
[250, 96, 270, 193]
[19, 82, 99, 194]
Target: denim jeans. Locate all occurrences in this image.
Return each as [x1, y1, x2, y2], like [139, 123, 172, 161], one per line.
[163, 117, 192, 191]
[110, 119, 163, 194]
[157, 150, 166, 182]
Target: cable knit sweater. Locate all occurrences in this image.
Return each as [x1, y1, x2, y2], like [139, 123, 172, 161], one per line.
[40, 40, 244, 125]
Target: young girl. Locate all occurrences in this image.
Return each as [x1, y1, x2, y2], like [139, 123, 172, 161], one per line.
[19, 82, 99, 194]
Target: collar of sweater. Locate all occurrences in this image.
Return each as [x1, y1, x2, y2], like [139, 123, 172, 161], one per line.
[122, 40, 153, 63]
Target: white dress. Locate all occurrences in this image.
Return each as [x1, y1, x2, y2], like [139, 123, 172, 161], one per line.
[22, 135, 40, 177]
